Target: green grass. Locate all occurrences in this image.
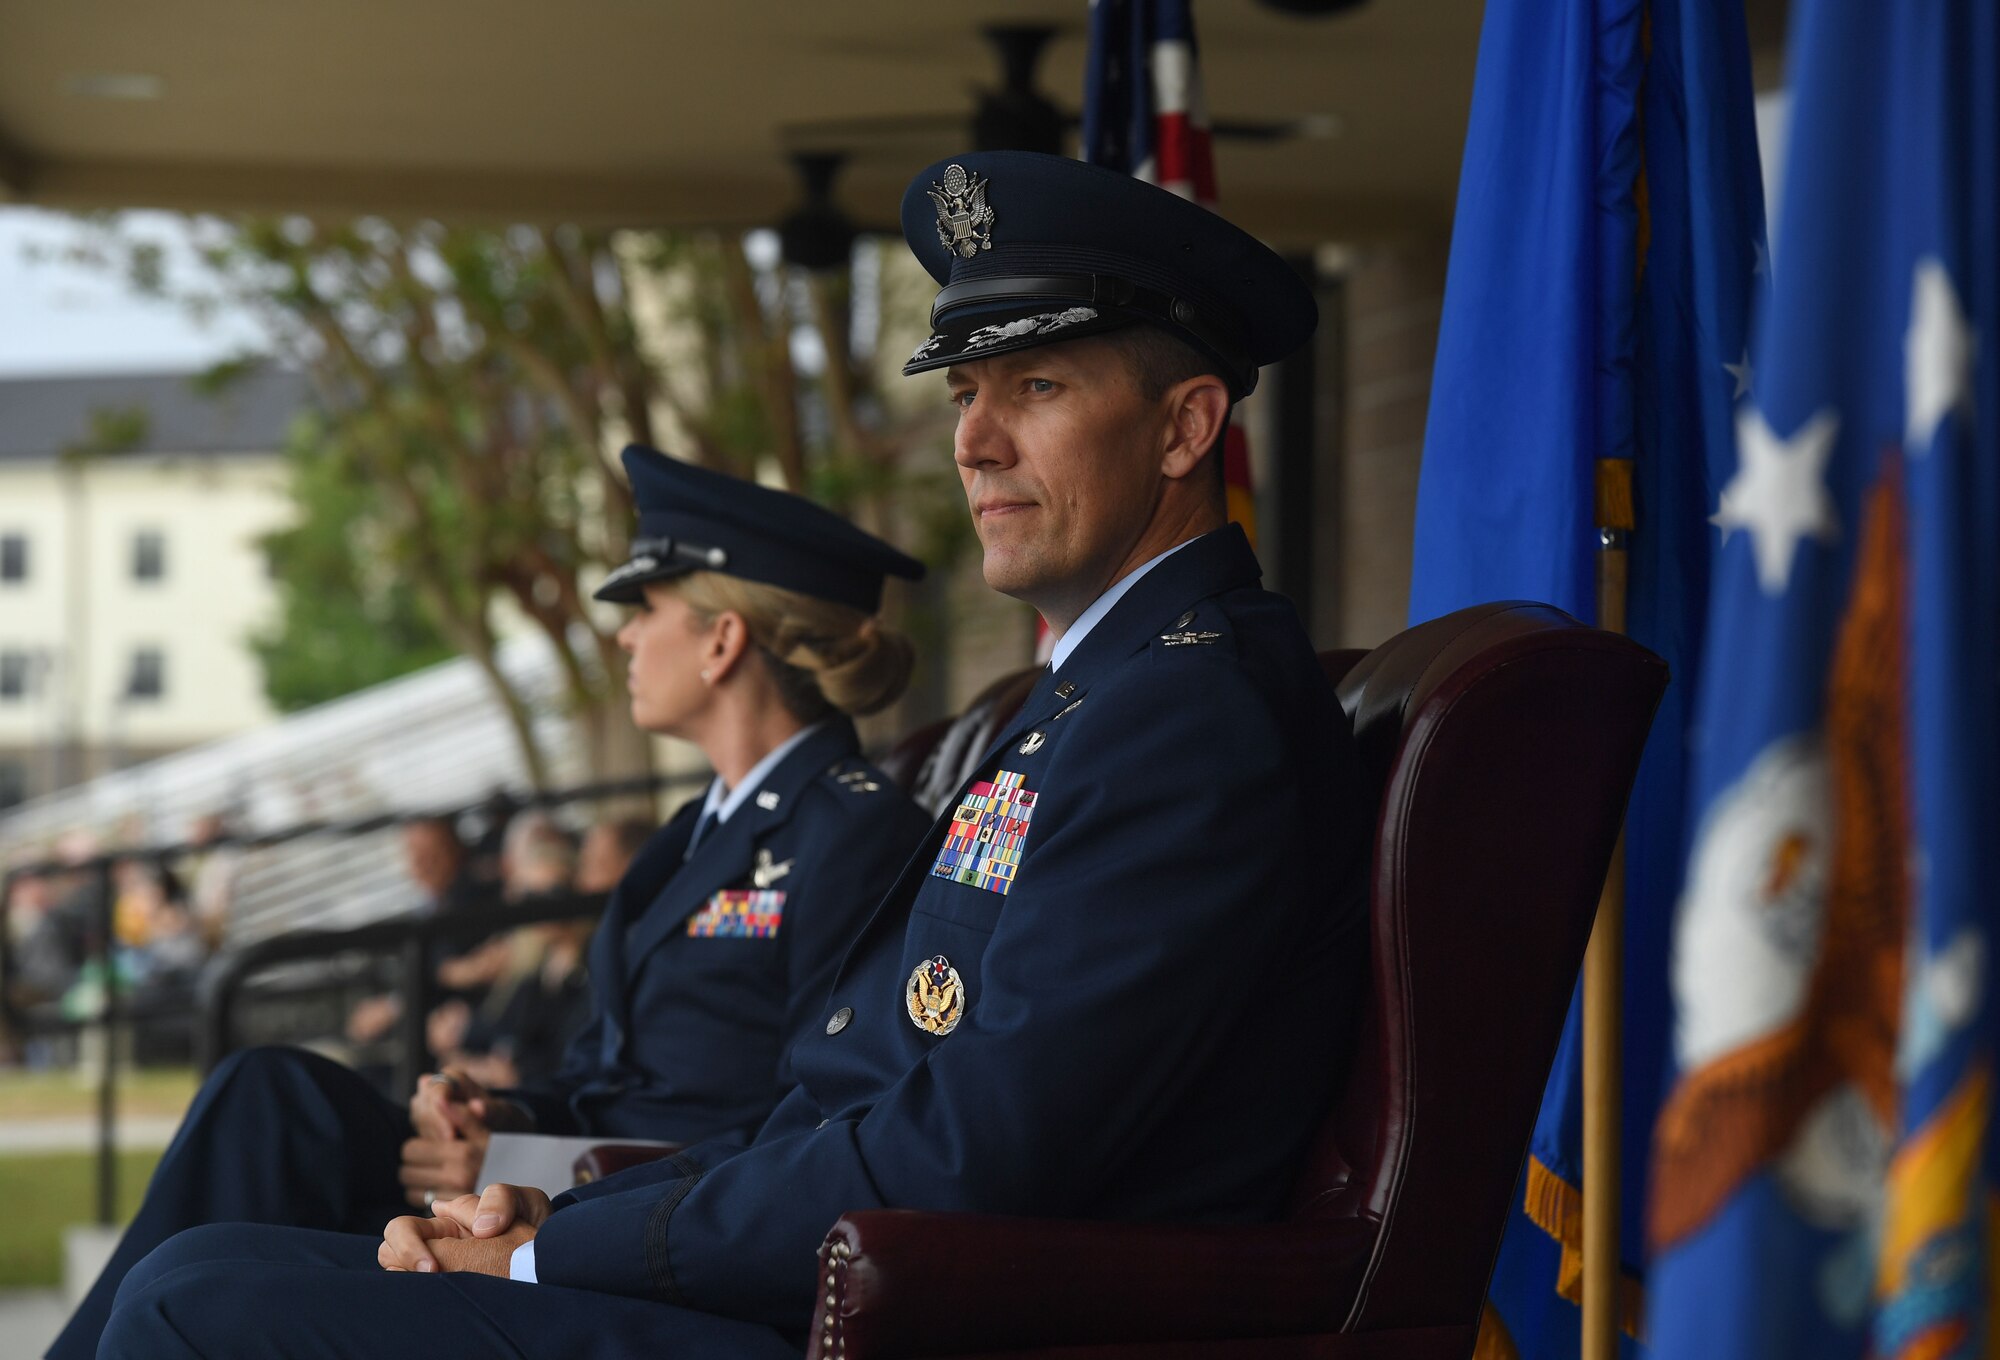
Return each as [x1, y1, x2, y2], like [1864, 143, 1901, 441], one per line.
[0, 1148, 161, 1287]
[0, 1068, 194, 1285]
[0, 1066, 199, 1120]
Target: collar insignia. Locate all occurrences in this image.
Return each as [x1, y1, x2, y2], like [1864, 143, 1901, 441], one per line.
[755, 789, 782, 810]
[927, 164, 995, 259]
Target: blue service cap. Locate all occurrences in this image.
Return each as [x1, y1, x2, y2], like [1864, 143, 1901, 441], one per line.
[593, 445, 925, 612]
[900, 151, 1315, 399]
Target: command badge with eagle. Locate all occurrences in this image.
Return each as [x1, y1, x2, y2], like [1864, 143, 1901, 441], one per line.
[928, 164, 995, 259]
[906, 955, 966, 1035]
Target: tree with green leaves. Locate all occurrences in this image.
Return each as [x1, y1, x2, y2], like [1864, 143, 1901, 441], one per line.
[61, 215, 969, 786]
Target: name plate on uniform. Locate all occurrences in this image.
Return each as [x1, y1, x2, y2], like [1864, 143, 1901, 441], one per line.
[931, 770, 1037, 896]
[686, 889, 786, 938]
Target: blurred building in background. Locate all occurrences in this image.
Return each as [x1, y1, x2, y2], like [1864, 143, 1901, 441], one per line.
[0, 365, 307, 807]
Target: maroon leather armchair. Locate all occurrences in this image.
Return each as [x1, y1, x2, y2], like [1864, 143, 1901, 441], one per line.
[880, 666, 1042, 816]
[805, 602, 1667, 1360]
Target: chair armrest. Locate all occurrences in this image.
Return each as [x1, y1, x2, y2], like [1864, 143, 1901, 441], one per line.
[571, 1142, 684, 1184]
[813, 1211, 1376, 1359]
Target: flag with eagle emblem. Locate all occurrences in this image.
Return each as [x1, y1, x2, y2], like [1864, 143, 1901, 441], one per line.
[1406, 0, 1768, 1354]
[1647, 3, 1998, 1357]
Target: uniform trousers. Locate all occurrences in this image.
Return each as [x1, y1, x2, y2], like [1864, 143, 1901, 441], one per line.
[48, 1047, 413, 1360]
[96, 1223, 797, 1359]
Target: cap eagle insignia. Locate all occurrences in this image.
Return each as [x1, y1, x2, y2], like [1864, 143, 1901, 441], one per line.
[906, 954, 966, 1035]
[928, 164, 995, 259]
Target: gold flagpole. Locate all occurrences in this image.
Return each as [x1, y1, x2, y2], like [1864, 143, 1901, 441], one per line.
[1583, 459, 1634, 1360]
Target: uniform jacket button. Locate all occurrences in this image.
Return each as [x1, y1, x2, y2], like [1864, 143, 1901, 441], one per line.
[826, 1007, 853, 1035]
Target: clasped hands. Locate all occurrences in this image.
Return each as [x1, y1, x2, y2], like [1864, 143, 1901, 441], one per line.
[379, 1182, 551, 1278]
[398, 1067, 530, 1209]
[389, 1066, 542, 1277]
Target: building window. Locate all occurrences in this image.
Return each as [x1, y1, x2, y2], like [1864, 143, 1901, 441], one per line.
[126, 646, 166, 701]
[0, 760, 25, 811]
[0, 650, 31, 701]
[0, 533, 25, 583]
[132, 530, 167, 582]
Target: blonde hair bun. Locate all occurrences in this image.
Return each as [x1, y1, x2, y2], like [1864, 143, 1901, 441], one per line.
[673, 573, 916, 719]
[809, 621, 917, 717]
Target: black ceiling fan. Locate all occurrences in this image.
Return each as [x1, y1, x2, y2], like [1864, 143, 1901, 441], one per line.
[770, 20, 1346, 270]
[776, 24, 1333, 159]
[775, 151, 872, 272]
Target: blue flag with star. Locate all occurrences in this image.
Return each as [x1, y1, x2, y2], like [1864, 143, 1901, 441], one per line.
[1647, 2, 1998, 1357]
[1407, 0, 1766, 1352]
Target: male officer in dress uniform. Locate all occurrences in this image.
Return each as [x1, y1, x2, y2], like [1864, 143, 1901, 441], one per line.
[55, 451, 932, 1360]
[93, 150, 1369, 1360]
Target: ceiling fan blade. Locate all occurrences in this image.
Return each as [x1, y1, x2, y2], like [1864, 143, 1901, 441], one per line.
[1212, 114, 1343, 142]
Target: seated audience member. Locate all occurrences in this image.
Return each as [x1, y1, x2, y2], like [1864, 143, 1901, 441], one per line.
[13, 833, 104, 1008]
[48, 449, 932, 1360]
[458, 818, 652, 1088]
[425, 814, 588, 1088]
[576, 817, 653, 895]
[88, 152, 1368, 1360]
[183, 812, 243, 951]
[343, 817, 489, 1049]
[437, 818, 650, 1087]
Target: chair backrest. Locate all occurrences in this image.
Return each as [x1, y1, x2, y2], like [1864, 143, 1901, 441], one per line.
[1290, 602, 1666, 1334]
[882, 667, 1039, 816]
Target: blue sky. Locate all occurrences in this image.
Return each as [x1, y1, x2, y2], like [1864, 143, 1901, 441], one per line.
[0, 207, 271, 376]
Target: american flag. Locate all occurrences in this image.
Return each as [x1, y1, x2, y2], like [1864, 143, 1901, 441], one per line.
[1082, 0, 1257, 548]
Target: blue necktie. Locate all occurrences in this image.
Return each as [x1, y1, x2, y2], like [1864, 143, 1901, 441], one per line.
[685, 808, 718, 860]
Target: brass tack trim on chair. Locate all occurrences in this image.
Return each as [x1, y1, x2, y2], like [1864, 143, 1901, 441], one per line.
[819, 1238, 853, 1358]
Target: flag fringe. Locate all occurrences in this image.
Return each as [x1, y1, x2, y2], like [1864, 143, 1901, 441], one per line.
[1522, 1156, 1647, 1339]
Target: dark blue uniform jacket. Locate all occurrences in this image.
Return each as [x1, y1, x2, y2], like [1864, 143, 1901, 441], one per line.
[506, 719, 932, 1145]
[534, 526, 1370, 1327]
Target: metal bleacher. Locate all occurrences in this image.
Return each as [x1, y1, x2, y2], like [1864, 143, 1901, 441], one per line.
[0, 633, 650, 940]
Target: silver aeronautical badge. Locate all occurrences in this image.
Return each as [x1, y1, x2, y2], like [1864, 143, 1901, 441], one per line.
[752, 848, 794, 889]
[906, 955, 966, 1035]
[927, 164, 995, 259]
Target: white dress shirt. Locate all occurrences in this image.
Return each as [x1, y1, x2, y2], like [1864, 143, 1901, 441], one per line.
[1047, 537, 1199, 671]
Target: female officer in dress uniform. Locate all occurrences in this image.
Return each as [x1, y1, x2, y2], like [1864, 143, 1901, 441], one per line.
[46, 444, 933, 1360]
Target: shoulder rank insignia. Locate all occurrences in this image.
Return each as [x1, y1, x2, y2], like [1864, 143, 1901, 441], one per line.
[1160, 630, 1223, 647]
[752, 848, 793, 889]
[927, 163, 995, 259]
[907, 955, 966, 1035]
[834, 768, 882, 795]
[932, 770, 1036, 895]
[687, 889, 785, 939]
